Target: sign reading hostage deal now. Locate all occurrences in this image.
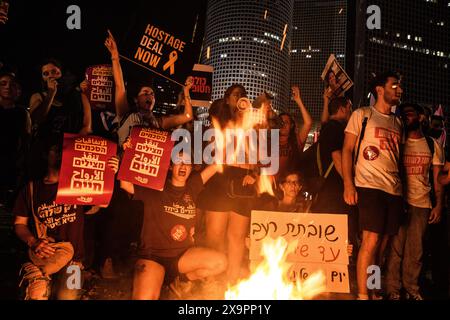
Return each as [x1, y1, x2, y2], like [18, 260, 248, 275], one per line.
[85, 64, 115, 112]
[119, 2, 204, 87]
[56, 134, 117, 206]
[118, 127, 174, 191]
[250, 211, 350, 293]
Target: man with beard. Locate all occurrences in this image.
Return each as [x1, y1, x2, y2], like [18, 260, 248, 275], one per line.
[342, 71, 404, 300]
[386, 103, 444, 300]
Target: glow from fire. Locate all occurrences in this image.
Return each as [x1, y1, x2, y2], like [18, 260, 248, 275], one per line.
[225, 238, 326, 300]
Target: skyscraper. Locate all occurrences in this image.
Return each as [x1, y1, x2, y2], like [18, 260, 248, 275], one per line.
[290, 0, 349, 123]
[201, 0, 294, 111]
[353, 0, 450, 109]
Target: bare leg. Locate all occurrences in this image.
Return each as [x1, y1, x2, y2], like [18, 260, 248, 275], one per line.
[357, 231, 381, 298]
[205, 211, 229, 252]
[226, 212, 250, 284]
[132, 259, 165, 300]
[178, 247, 227, 280]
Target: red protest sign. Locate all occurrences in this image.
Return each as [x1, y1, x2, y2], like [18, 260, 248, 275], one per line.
[85, 65, 115, 111]
[118, 127, 174, 191]
[56, 134, 118, 206]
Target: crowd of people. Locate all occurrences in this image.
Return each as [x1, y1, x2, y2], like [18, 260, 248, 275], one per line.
[1, 31, 449, 300]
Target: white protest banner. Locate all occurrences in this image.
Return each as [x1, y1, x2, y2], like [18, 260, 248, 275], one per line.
[250, 211, 349, 293]
[321, 54, 353, 98]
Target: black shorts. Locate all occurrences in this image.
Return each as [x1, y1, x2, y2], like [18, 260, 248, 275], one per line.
[357, 187, 404, 235]
[197, 167, 254, 217]
[139, 250, 186, 285]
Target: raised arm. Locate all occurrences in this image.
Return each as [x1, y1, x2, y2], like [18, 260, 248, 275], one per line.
[161, 77, 194, 130]
[321, 87, 332, 124]
[292, 86, 312, 149]
[105, 30, 130, 118]
[79, 80, 93, 135]
[342, 132, 358, 205]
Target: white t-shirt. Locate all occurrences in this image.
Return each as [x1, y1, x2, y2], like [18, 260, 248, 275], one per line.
[345, 106, 403, 196]
[114, 112, 161, 146]
[403, 137, 444, 208]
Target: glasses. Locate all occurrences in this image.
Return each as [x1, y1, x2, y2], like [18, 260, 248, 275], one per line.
[284, 180, 300, 186]
[42, 69, 60, 77]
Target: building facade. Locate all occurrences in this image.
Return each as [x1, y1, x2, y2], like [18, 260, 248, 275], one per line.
[201, 0, 294, 112]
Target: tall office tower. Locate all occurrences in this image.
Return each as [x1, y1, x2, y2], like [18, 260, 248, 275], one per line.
[201, 0, 294, 112]
[353, 0, 450, 109]
[290, 0, 349, 124]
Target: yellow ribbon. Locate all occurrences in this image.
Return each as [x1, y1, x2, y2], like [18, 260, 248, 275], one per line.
[163, 50, 178, 75]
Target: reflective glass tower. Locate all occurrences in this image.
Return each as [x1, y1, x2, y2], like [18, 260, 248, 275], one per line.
[201, 0, 294, 112]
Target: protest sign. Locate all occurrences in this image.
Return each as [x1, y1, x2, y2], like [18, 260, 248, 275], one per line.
[118, 127, 174, 191]
[190, 64, 213, 107]
[250, 211, 350, 293]
[85, 65, 115, 111]
[321, 54, 353, 98]
[56, 134, 117, 206]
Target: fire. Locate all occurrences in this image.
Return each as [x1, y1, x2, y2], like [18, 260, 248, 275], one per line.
[225, 238, 326, 300]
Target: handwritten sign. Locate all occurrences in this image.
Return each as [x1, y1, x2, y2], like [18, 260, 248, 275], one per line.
[56, 134, 117, 206]
[85, 65, 115, 111]
[190, 64, 213, 108]
[321, 54, 354, 98]
[118, 127, 174, 191]
[250, 211, 349, 293]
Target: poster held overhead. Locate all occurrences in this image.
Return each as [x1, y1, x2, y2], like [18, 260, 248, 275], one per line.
[85, 64, 115, 112]
[321, 54, 354, 99]
[190, 64, 213, 108]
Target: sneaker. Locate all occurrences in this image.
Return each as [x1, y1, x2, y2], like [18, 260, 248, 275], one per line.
[387, 291, 401, 300]
[405, 291, 424, 300]
[169, 276, 194, 299]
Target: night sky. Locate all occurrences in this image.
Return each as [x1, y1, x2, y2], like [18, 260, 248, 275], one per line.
[0, 0, 207, 99]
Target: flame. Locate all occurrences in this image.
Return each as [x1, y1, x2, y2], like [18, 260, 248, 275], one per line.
[225, 238, 326, 300]
[257, 174, 275, 196]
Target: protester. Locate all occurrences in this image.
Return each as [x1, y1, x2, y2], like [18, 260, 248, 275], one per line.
[28, 59, 92, 179]
[119, 148, 227, 300]
[13, 144, 119, 300]
[0, 71, 31, 209]
[277, 86, 312, 180]
[342, 71, 404, 300]
[104, 31, 194, 147]
[386, 103, 444, 300]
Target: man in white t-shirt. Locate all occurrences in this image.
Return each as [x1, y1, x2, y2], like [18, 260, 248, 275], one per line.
[386, 103, 444, 300]
[342, 71, 404, 300]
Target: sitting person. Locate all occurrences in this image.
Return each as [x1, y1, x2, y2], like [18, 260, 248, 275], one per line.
[13, 144, 118, 300]
[119, 147, 227, 300]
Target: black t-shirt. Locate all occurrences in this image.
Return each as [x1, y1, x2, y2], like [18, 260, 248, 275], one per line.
[134, 172, 204, 258]
[319, 119, 346, 196]
[36, 90, 84, 140]
[13, 181, 85, 261]
[0, 106, 29, 184]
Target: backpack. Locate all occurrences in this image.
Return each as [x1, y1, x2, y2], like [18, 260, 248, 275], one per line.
[298, 141, 334, 198]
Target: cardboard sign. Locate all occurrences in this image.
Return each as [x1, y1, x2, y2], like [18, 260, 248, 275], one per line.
[190, 64, 213, 108]
[85, 65, 115, 111]
[56, 134, 117, 206]
[118, 127, 174, 191]
[321, 54, 354, 98]
[250, 211, 350, 293]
